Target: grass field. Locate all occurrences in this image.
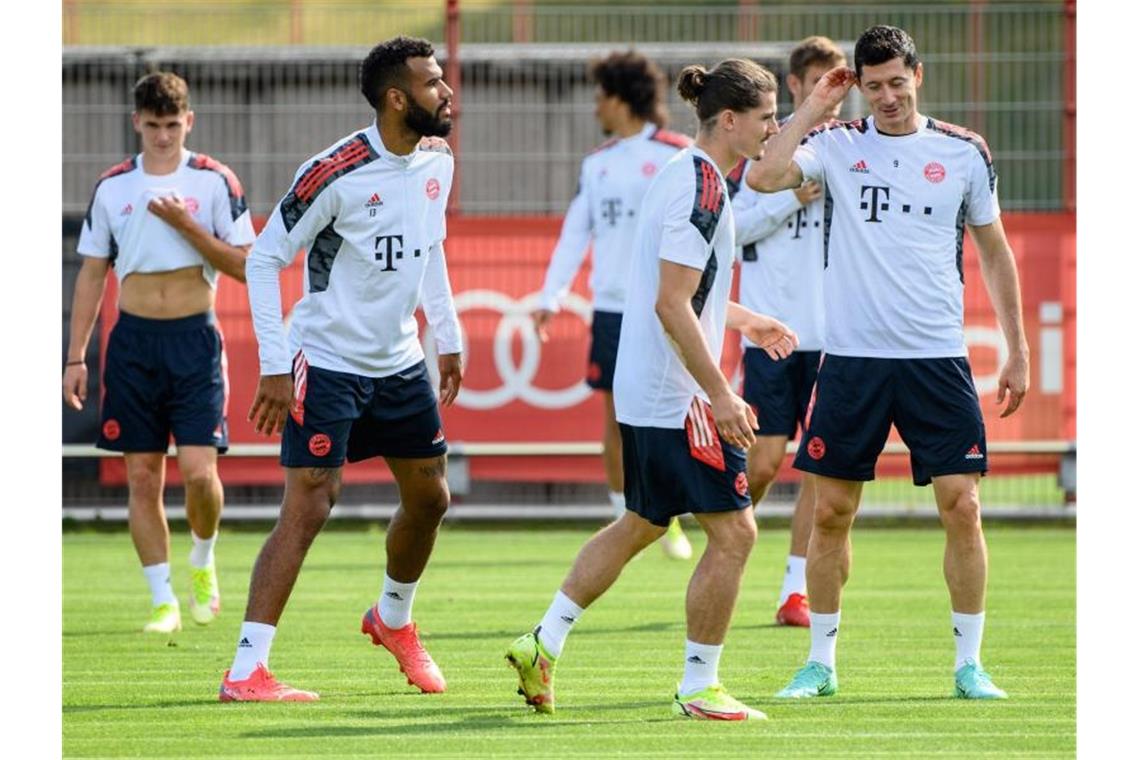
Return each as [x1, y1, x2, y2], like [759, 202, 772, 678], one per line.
[63, 524, 1075, 757]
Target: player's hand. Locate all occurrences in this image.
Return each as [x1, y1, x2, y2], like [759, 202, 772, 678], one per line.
[248, 373, 293, 436]
[805, 66, 856, 119]
[740, 314, 798, 361]
[531, 309, 554, 343]
[438, 352, 463, 407]
[711, 390, 758, 451]
[794, 180, 823, 205]
[62, 363, 87, 411]
[147, 195, 194, 232]
[996, 349, 1029, 418]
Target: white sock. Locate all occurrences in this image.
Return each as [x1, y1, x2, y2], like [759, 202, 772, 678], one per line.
[679, 640, 723, 696]
[189, 531, 217, 568]
[808, 611, 841, 668]
[378, 575, 419, 629]
[609, 490, 626, 521]
[952, 610, 986, 670]
[536, 590, 584, 658]
[229, 621, 276, 681]
[142, 563, 177, 607]
[778, 555, 807, 606]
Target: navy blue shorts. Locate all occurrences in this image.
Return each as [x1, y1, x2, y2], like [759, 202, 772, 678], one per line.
[97, 311, 228, 453]
[282, 356, 447, 468]
[742, 348, 822, 437]
[586, 310, 622, 391]
[793, 355, 988, 486]
[620, 403, 751, 527]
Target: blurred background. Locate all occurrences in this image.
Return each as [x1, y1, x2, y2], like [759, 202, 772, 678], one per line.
[61, 0, 1076, 520]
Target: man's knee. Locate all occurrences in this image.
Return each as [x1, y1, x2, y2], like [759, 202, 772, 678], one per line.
[706, 512, 757, 561]
[182, 465, 220, 497]
[407, 479, 450, 523]
[126, 461, 164, 503]
[813, 493, 858, 535]
[940, 489, 982, 533]
[295, 467, 343, 510]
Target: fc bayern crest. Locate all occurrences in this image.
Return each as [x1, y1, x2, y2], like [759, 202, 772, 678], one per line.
[641, 162, 657, 177]
[924, 162, 946, 183]
[425, 178, 441, 200]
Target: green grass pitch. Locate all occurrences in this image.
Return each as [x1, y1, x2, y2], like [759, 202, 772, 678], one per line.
[64, 524, 1074, 757]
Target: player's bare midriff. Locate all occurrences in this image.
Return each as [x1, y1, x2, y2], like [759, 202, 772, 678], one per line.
[119, 265, 215, 319]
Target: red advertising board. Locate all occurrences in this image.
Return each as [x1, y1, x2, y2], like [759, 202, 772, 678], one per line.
[99, 212, 1075, 486]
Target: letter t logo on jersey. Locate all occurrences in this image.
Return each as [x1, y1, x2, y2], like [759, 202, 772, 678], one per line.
[374, 234, 422, 272]
[859, 185, 891, 223]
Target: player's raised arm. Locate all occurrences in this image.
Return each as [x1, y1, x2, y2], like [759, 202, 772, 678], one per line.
[749, 66, 855, 192]
[969, 218, 1030, 418]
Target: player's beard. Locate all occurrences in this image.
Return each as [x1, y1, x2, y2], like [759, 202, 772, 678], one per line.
[406, 97, 453, 138]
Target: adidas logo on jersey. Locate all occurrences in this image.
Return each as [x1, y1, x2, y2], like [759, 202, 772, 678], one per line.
[965, 444, 984, 460]
[849, 160, 870, 174]
[120, 203, 133, 215]
[365, 192, 384, 208]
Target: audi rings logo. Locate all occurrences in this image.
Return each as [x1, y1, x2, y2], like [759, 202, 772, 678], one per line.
[423, 290, 594, 410]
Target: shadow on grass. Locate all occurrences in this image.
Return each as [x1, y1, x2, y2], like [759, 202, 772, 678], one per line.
[424, 619, 683, 642]
[239, 701, 671, 739]
[64, 699, 219, 713]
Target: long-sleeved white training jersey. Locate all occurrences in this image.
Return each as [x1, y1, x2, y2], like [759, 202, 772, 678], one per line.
[727, 157, 825, 351]
[538, 123, 692, 313]
[246, 123, 462, 378]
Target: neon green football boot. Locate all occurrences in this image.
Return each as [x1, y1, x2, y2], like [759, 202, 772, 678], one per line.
[505, 628, 557, 714]
[660, 517, 693, 560]
[189, 564, 221, 625]
[143, 601, 182, 634]
[775, 661, 838, 698]
[672, 683, 767, 721]
[954, 660, 1008, 699]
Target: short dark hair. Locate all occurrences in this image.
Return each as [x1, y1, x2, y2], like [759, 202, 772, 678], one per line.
[588, 50, 668, 127]
[360, 36, 435, 110]
[789, 36, 846, 81]
[133, 71, 190, 116]
[854, 25, 919, 78]
[676, 58, 777, 128]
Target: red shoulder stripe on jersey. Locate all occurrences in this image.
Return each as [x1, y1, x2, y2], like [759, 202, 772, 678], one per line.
[587, 137, 620, 156]
[188, 153, 248, 221]
[99, 157, 138, 180]
[294, 141, 370, 201]
[926, 118, 993, 165]
[801, 117, 869, 144]
[649, 128, 692, 149]
[190, 154, 244, 199]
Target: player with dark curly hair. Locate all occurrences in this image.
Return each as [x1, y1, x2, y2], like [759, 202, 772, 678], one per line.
[534, 50, 695, 559]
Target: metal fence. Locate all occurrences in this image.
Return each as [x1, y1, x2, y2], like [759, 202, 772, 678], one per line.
[62, 1, 1071, 215]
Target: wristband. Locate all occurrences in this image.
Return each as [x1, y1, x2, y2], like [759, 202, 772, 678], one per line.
[66, 360, 85, 367]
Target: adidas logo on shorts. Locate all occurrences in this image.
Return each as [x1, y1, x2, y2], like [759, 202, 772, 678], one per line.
[964, 444, 984, 460]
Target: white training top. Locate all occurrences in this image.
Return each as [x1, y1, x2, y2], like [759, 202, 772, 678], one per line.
[538, 123, 692, 314]
[77, 150, 255, 288]
[793, 114, 1000, 358]
[727, 157, 825, 351]
[614, 145, 736, 429]
[246, 123, 463, 378]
